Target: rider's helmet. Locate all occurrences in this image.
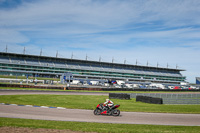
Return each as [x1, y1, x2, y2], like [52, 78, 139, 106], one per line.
[106, 99, 110, 102]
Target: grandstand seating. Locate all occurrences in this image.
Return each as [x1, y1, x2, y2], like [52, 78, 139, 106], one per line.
[0, 57, 10, 63]
[25, 59, 40, 66]
[40, 60, 54, 67]
[54, 62, 67, 68]
[0, 52, 186, 84]
[0, 56, 183, 77]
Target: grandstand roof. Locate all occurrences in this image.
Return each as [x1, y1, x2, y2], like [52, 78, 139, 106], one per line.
[0, 52, 185, 72]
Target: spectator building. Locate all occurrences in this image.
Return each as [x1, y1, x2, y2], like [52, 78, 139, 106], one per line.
[0, 52, 186, 84]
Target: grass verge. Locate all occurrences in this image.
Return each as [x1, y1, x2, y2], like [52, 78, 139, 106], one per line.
[1, 86, 199, 94]
[0, 117, 200, 133]
[0, 87, 65, 91]
[0, 95, 200, 113]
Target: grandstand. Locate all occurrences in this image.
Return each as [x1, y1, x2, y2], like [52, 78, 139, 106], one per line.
[0, 52, 186, 84]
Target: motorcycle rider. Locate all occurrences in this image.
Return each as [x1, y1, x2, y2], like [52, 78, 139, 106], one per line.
[103, 99, 114, 111]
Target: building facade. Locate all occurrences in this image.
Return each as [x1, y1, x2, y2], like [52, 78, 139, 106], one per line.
[0, 52, 186, 84]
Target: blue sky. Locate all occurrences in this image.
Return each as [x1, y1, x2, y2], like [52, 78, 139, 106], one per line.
[0, 0, 200, 83]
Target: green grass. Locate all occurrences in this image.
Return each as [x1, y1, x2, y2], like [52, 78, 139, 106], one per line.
[0, 86, 154, 93]
[0, 95, 200, 114]
[1, 86, 199, 94]
[0, 87, 65, 91]
[0, 117, 200, 133]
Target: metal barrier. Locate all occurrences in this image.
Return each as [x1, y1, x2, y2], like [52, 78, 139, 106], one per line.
[129, 93, 200, 104]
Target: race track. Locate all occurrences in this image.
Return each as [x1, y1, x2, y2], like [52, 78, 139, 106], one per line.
[0, 90, 200, 126]
[1, 104, 200, 126]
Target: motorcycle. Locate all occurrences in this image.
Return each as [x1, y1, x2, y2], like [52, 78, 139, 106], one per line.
[93, 103, 120, 116]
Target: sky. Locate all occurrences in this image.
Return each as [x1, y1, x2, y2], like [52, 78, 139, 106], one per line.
[0, 0, 200, 83]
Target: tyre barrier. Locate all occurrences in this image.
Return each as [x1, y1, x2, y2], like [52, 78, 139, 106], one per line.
[136, 95, 163, 104]
[109, 93, 130, 100]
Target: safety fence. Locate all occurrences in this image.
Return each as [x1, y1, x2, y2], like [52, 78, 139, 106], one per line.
[129, 93, 200, 104]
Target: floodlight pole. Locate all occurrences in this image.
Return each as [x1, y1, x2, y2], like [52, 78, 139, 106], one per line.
[176, 64, 178, 69]
[40, 49, 42, 56]
[23, 47, 26, 54]
[99, 56, 101, 62]
[56, 51, 58, 58]
[6, 45, 8, 53]
[71, 52, 73, 59]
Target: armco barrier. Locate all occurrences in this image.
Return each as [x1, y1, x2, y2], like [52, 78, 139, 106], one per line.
[136, 95, 163, 104]
[109, 93, 130, 99]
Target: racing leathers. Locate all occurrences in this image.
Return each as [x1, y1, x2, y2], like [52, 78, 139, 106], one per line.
[103, 99, 114, 111]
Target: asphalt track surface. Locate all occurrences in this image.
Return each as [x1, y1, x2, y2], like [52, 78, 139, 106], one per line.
[0, 90, 200, 126]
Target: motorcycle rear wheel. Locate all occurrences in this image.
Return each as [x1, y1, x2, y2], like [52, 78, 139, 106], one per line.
[94, 109, 101, 115]
[112, 109, 120, 116]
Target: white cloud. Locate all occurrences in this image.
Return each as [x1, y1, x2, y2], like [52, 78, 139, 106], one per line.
[0, 0, 200, 83]
[0, 29, 29, 43]
[0, 0, 199, 29]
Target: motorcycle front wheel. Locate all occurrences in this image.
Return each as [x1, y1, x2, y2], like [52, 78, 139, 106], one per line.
[93, 109, 101, 115]
[112, 109, 120, 116]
